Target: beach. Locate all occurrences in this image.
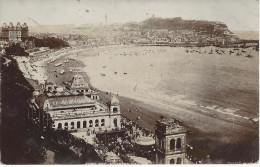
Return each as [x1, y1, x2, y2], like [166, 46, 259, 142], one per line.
[20, 45, 259, 163]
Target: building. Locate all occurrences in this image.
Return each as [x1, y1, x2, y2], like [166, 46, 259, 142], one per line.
[1, 22, 29, 42]
[28, 75, 121, 133]
[65, 74, 100, 100]
[155, 119, 187, 164]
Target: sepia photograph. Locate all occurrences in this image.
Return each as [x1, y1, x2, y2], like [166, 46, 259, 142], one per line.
[0, 0, 259, 165]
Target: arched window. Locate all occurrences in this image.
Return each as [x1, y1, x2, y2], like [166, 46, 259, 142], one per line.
[170, 139, 175, 150]
[101, 119, 105, 126]
[177, 157, 182, 164]
[58, 123, 62, 129]
[89, 120, 93, 127]
[95, 119, 99, 127]
[64, 122, 68, 130]
[177, 138, 182, 149]
[113, 107, 118, 113]
[83, 121, 87, 128]
[113, 118, 117, 127]
[170, 159, 175, 164]
[71, 122, 75, 129]
[77, 121, 81, 129]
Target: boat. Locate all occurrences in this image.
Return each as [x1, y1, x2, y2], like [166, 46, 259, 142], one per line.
[101, 73, 106, 76]
[229, 50, 234, 54]
[245, 54, 253, 58]
[124, 72, 127, 75]
[55, 63, 62, 67]
[60, 70, 65, 74]
[114, 71, 117, 74]
[245, 50, 253, 58]
[236, 49, 241, 56]
[241, 49, 246, 53]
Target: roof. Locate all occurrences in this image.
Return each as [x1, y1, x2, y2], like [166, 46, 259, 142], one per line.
[135, 136, 155, 146]
[111, 95, 119, 105]
[129, 156, 152, 164]
[45, 95, 95, 110]
[70, 74, 89, 90]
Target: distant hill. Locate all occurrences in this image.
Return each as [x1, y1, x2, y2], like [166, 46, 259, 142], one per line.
[232, 30, 259, 40]
[138, 17, 232, 36]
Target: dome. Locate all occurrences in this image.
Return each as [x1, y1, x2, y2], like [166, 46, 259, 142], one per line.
[111, 95, 119, 105]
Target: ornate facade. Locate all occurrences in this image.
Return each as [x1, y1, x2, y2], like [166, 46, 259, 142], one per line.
[155, 119, 187, 164]
[1, 22, 28, 41]
[28, 75, 121, 132]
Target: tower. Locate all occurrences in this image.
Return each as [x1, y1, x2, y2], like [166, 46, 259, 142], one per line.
[110, 95, 120, 114]
[21, 23, 28, 41]
[155, 119, 187, 164]
[16, 22, 22, 41]
[109, 95, 121, 129]
[1, 23, 9, 41]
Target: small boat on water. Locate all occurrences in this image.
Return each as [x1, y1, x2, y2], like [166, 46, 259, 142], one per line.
[60, 69, 65, 75]
[236, 52, 241, 56]
[101, 73, 106, 76]
[124, 72, 127, 75]
[241, 49, 246, 53]
[55, 63, 62, 67]
[245, 54, 253, 58]
[114, 71, 117, 74]
[229, 50, 234, 54]
[245, 50, 253, 58]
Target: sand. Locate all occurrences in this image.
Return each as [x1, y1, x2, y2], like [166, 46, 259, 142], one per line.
[28, 45, 259, 163]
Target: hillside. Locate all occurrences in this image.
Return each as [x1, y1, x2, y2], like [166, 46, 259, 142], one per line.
[139, 17, 232, 36]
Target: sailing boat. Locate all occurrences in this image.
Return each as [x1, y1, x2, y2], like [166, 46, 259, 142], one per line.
[236, 49, 241, 56]
[245, 50, 253, 58]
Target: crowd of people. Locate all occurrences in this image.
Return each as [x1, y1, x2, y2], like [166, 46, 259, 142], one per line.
[92, 116, 156, 164]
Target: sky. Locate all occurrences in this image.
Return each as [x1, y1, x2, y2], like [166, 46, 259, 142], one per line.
[0, 0, 259, 31]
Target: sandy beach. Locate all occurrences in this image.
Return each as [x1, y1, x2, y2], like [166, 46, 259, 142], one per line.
[26, 45, 259, 163]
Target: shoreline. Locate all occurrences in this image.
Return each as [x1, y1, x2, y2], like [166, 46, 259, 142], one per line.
[17, 45, 259, 163]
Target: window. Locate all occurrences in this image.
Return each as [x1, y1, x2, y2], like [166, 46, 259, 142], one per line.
[177, 138, 182, 149]
[170, 139, 175, 150]
[113, 107, 118, 113]
[83, 121, 87, 128]
[77, 121, 81, 129]
[64, 122, 68, 130]
[177, 158, 182, 164]
[71, 122, 75, 129]
[58, 123, 62, 129]
[101, 119, 105, 126]
[89, 120, 93, 127]
[170, 159, 175, 164]
[113, 118, 117, 127]
[95, 119, 99, 127]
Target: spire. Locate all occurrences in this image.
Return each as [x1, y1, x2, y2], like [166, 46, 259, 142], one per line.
[111, 95, 119, 105]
